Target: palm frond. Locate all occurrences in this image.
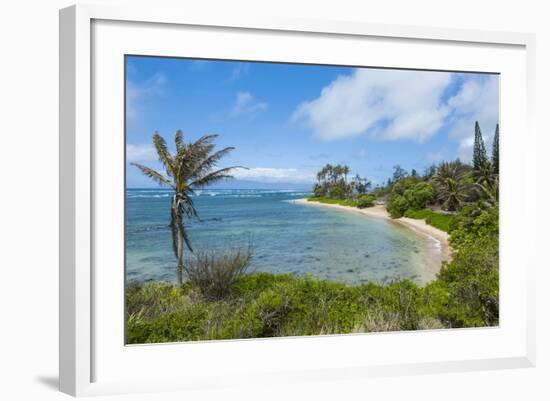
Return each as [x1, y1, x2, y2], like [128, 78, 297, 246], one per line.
[153, 132, 175, 176]
[190, 166, 243, 188]
[174, 130, 185, 154]
[131, 163, 175, 189]
[180, 225, 193, 253]
[179, 192, 199, 219]
[188, 146, 235, 180]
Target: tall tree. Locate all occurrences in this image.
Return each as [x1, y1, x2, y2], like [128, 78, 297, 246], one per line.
[132, 131, 241, 283]
[342, 165, 350, 183]
[473, 121, 488, 170]
[492, 123, 499, 174]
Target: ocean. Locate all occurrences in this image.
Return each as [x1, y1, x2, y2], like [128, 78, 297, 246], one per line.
[126, 188, 444, 285]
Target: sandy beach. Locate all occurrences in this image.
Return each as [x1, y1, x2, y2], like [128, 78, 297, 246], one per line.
[293, 198, 452, 266]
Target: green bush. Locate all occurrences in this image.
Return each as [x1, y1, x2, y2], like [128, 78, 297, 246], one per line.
[404, 182, 434, 210]
[185, 246, 253, 300]
[387, 194, 409, 218]
[388, 179, 434, 218]
[357, 194, 376, 208]
[328, 186, 345, 199]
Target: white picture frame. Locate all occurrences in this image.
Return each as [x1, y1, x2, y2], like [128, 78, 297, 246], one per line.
[59, 4, 536, 397]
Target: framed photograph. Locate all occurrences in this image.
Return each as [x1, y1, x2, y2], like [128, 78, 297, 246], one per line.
[59, 4, 536, 396]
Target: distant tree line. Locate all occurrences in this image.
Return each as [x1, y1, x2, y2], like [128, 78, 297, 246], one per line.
[313, 163, 371, 199]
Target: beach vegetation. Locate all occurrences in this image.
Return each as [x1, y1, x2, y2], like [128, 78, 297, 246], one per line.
[356, 194, 376, 208]
[184, 245, 254, 300]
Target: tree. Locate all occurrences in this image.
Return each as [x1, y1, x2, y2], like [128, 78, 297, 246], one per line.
[342, 165, 350, 183]
[351, 174, 371, 195]
[473, 121, 488, 171]
[411, 168, 417, 178]
[492, 124, 499, 174]
[392, 165, 408, 182]
[423, 164, 437, 180]
[431, 161, 468, 211]
[132, 131, 241, 283]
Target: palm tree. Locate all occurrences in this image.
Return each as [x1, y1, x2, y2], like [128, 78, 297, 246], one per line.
[475, 175, 499, 207]
[342, 165, 350, 183]
[431, 161, 468, 211]
[132, 130, 241, 283]
[473, 160, 496, 187]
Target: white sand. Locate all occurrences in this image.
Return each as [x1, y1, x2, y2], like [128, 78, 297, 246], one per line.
[293, 198, 452, 266]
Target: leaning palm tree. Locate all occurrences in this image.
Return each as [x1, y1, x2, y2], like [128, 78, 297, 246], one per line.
[431, 161, 468, 211]
[132, 130, 242, 284]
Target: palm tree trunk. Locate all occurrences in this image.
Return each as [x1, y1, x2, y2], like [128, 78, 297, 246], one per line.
[176, 221, 184, 285]
[171, 195, 185, 285]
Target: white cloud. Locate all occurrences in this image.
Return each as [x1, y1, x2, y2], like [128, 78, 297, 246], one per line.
[231, 92, 268, 116]
[126, 144, 157, 163]
[232, 167, 315, 183]
[126, 73, 166, 120]
[446, 75, 499, 161]
[292, 68, 451, 142]
[292, 69, 500, 160]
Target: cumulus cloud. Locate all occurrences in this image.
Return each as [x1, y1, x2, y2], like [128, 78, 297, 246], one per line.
[126, 73, 166, 120]
[292, 69, 499, 161]
[292, 68, 451, 142]
[232, 167, 315, 183]
[231, 92, 268, 116]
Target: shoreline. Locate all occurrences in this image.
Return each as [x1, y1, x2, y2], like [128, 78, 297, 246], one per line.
[293, 198, 452, 265]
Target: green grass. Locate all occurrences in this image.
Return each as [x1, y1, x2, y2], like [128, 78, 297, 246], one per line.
[306, 197, 359, 207]
[403, 209, 454, 233]
[126, 273, 447, 344]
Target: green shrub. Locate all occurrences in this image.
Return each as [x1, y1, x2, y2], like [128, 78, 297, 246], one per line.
[430, 236, 499, 327]
[328, 186, 345, 199]
[185, 246, 253, 300]
[449, 203, 499, 249]
[387, 194, 409, 218]
[404, 182, 434, 210]
[357, 194, 376, 208]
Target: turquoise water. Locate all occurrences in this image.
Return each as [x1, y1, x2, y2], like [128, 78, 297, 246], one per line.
[126, 189, 444, 285]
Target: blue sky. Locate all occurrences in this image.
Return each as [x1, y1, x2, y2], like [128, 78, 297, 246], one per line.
[126, 56, 499, 189]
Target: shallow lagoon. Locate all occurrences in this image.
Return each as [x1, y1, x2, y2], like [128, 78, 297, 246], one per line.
[126, 189, 445, 285]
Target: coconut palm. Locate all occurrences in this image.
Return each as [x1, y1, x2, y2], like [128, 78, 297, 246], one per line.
[475, 175, 499, 207]
[431, 161, 468, 211]
[473, 160, 497, 187]
[132, 130, 241, 283]
[342, 165, 350, 183]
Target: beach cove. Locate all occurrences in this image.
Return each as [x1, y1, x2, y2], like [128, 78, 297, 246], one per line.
[293, 198, 452, 281]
